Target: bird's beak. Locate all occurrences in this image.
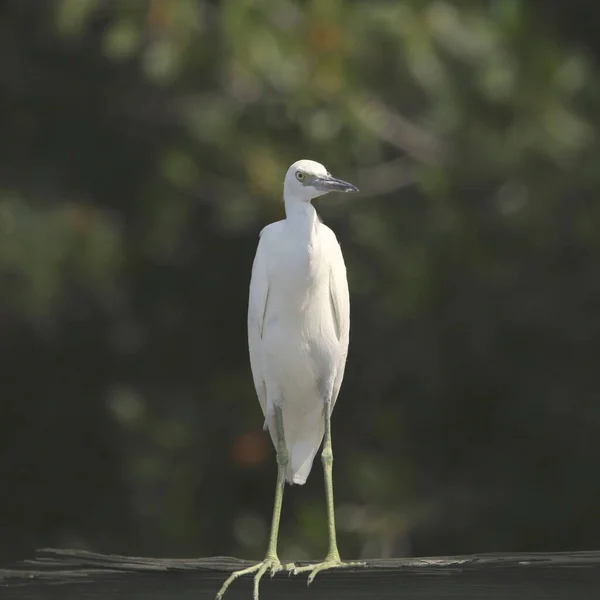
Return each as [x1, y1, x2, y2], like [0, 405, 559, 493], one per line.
[313, 175, 359, 194]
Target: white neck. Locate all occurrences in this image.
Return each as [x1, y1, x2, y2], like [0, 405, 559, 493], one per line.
[284, 198, 318, 235]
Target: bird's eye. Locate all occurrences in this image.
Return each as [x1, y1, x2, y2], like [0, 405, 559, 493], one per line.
[295, 171, 305, 181]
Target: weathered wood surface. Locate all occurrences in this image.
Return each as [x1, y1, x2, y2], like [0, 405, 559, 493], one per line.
[1, 548, 600, 600]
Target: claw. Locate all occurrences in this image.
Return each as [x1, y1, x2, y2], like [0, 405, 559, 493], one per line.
[215, 557, 294, 600]
[293, 558, 366, 587]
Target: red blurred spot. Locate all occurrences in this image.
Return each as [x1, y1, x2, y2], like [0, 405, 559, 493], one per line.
[147, 0, 172, 32]
[309, 23, 341, 53]
[68, 204, 92, 233]
[231, 429, 269, 468]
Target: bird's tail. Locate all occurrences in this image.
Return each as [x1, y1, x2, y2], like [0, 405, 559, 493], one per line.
[284, 405, 324, 485]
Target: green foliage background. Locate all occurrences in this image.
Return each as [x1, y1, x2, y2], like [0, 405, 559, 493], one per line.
[1, 0, 600, 562]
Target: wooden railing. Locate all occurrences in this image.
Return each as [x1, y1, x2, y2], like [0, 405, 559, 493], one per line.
[2, 548, 600, 599]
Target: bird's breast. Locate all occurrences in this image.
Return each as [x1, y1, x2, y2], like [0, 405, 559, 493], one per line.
[264, 245, 338, 359]
[259, 227, 345, 400]
[269, 240, 329, 312]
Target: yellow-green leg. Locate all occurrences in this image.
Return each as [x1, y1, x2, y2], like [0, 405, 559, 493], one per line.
[216, 407, 295, 600]
[293, 400, 365, 585]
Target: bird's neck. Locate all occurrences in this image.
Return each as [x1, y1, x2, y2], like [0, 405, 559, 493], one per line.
[284, 200, 319, 237]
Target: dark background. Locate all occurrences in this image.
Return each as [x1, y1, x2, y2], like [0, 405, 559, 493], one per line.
[1, 0, 600, 566]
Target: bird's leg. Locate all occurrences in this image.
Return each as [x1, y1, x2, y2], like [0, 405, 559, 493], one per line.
[216, 406, 295, 600]
[293, 399, 365, 585]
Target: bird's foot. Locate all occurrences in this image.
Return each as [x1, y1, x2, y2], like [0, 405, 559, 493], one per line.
[293, 554, 365, 586]
[215, 556, 296, 600]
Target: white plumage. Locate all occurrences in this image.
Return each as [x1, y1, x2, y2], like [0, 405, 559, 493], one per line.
[216, 159, 361, 600]
[248, 159, 355, 484]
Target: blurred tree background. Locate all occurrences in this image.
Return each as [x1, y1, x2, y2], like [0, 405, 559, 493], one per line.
[1, 0, 600, 565]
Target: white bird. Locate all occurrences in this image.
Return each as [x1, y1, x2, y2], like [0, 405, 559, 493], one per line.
[216, 160, 363, 600]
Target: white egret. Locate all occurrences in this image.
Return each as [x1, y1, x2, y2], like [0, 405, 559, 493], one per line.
[216, 160, 363, 600]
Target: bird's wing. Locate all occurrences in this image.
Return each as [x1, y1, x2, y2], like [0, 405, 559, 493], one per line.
[327, 230, 350, 408]
[247, 227, 271, 428]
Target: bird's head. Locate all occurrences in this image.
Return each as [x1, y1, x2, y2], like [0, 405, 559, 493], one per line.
[283, 159, 358, 203]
